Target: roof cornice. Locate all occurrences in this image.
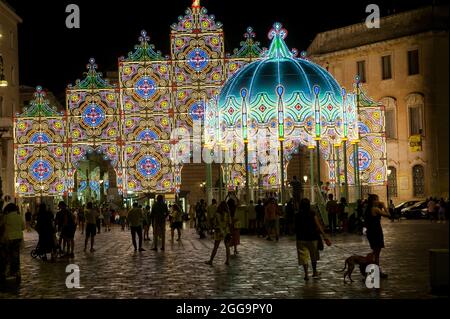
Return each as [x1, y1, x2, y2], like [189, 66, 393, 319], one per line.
[0, 1, 23, 23]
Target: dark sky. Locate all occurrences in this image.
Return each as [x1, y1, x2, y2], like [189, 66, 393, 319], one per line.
[6, 0, 441, 98]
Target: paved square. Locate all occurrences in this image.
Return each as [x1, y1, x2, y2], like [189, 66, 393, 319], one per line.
[0, 220, 448, 298]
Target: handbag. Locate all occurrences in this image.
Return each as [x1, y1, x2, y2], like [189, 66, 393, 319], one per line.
[317, 236, 324, 251]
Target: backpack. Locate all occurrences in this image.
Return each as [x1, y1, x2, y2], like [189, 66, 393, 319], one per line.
[65, 210, 76, 227]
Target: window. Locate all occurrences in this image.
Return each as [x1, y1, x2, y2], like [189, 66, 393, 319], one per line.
[413, 165, 425, 197]
[409, 106, 422, 135]
[385, 109, 396, 139]
[408, 50, 419, 75]
[381, 97, 397, 139]
[406, 93, 424, 136]
[381, 55, 392, 80]
[388, 166, 398, 198]
[357, 60, 366, 83]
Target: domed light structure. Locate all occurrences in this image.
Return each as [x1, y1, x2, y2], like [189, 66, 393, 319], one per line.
[207, 23, 360, 203]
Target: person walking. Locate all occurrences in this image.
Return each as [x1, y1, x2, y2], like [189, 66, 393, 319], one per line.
[170, 203, 183, 242]
[59, 202, 76, 258]
[205, 201, 231, 266]
[247, 200, 257, 234]
[25, 210, 32, 232]
[84, 202, 97, 253]
[120, 207, 128, 231]
[295, 198, 331, 281]
[78, 205, 85, 234]
[228, 198, 240, 255]
[264, 198, 277, 241]
[188, 203, 196, 229]
[96, 206, 104, 234]
[388, 200, 396, 222]
[54, 204, 65, 254]
[364, 194, 391, 278]
[206, 199, 218, 235]
[338, 197, 349, 233]
[143, 205, 151, 241]
[196, 199, 207, 239]
[255, 200, 265, 237]
[427, 198, 436, 222]
[285, 198, 295, 235]
[1, 203, 25, 283]
[104, 208, 111, 232]
[151, 195, 168, 251]
[289, 176, 302, 207]
[34, 203, 57, 261]
[128, 202, 145, 252]
[325, 194, 339, 234]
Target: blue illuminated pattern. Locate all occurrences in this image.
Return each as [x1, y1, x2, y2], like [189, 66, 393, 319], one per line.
[30, 159, 53, 181]
[135, 77, 157, 99]
[350, 149, 372, 170]
[82, 103, 106, 128]
[187, 48, 209, 72]
[30, 133, 52, 144]
[137, 129, 159, 141]
[189, 101, 205, 121]
[138, 156, 161, 178]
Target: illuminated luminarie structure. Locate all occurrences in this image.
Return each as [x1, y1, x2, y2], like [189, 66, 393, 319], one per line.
[13, 1, 387, 205]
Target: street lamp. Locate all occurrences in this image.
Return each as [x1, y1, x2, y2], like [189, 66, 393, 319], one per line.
[303, 175, 308, 183]
[387, 169, 392, 205]
[200, 182, 206, 193]
[0, 55, 7, 87]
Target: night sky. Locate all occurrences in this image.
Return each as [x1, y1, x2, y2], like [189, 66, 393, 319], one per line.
[6, 0, 440, 100]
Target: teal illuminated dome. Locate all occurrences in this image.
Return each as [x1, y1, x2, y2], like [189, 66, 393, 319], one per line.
[219, 23, 343, 106]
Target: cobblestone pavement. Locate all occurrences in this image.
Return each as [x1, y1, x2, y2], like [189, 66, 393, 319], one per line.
[0, 219, 448, 299]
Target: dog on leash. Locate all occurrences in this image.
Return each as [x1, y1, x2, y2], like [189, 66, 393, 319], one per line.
[341, 253, 376, 283]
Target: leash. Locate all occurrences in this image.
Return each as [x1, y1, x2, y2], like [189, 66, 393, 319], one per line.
[331, 243, 359, 255]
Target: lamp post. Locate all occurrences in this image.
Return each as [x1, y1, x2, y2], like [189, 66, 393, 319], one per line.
[303, 175, 308, 200]
[308, 145, 315, 203]
[200, 182, 206, 194]
[387, 169, 392, 205]
[241, 89, 250, 205]
[0, 55, 8, 87]
[0, 128, 9, 206]
[276, 86, 285, 206]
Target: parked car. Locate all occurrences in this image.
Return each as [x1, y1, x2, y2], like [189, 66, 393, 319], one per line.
[394, 200, 420, 217]
[401, 201, 428, 219]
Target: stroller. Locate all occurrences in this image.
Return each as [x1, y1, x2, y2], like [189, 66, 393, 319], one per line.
[30, 233, 60, 261]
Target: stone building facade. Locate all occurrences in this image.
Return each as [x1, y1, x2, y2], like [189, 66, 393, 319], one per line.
[0, 1, 21, 201]
[308, 5, 449, 203]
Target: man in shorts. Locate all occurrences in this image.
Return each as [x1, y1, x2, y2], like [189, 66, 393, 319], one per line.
[84, 202, 97, 253]
[59, 201, 77, 258]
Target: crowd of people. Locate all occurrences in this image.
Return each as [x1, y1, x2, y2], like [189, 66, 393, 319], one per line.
[1, 187, 449, 285]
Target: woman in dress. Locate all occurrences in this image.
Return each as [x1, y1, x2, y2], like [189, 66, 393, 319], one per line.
[35, 203, 57, 261]
[365, 194, 391, 278]
[227, 198, 240, 255]
[170, 204, 183, 242]
[205, 201, 231, 266]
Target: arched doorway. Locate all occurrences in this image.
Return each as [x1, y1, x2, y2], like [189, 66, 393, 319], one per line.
[413, 165, 425, 198]
[388, 166, 398, 198]
[72, 152, 117, 206]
